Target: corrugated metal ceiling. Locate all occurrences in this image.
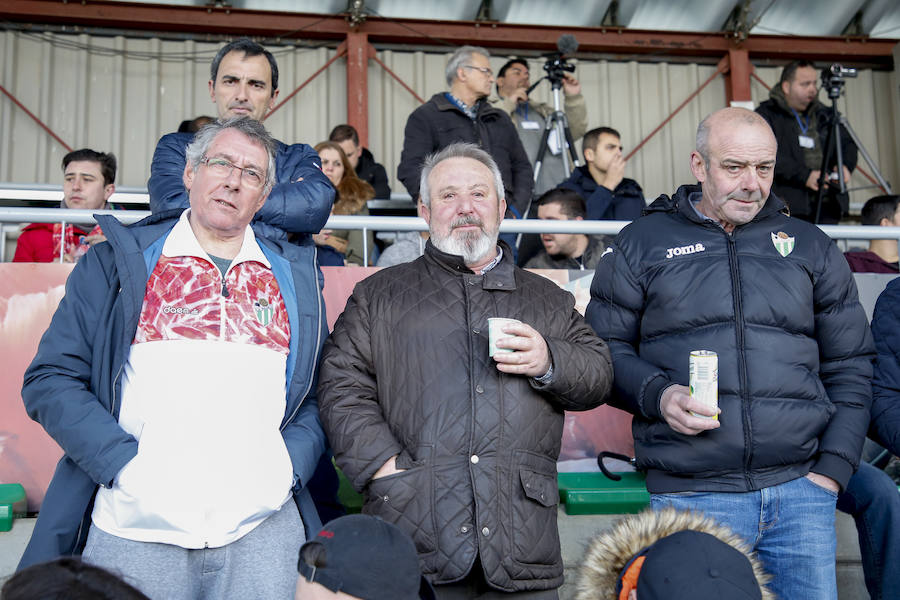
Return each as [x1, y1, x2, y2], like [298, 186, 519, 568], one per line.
[111, 0, 900, 38]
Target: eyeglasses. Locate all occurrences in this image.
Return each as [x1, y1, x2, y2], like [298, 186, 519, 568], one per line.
[463, 65, 494, 77]
[201, 156, 265, 188]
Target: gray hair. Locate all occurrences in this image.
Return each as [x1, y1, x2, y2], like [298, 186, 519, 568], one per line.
[419, 142, 505, 208]
[445, 45, 490, 88]
[185, 117, 277, 193]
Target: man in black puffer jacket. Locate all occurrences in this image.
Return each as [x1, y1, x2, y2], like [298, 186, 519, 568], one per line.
[319, 143, 612, 598]
[586, 107, 873, 600]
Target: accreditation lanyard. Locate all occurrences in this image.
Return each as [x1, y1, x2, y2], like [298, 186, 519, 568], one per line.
[791, 108, 810, 135]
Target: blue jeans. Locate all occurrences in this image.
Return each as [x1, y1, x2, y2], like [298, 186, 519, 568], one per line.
[651, 476, 837, 600]
[837, 461, 900, 600]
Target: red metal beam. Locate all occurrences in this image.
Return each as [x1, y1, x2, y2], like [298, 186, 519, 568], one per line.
[724, 48, 752, 104]
[624, 60, 727, 162]
[346, 32, 371, 148]
[0, 83, 72, 152]
[370, 55, 427, 105]
[1, 1, 895, 66]
[264, 45, 346, 120]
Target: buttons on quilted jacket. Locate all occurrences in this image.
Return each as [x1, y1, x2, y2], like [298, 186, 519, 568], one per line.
[470, 455, 479, 464]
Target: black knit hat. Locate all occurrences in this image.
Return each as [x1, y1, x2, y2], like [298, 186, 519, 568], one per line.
[298, 514, 435, 600]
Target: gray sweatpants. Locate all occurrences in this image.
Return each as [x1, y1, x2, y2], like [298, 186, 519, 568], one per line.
[82, 500, 304, 600]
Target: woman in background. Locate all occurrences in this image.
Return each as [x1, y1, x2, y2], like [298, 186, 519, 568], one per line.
[314, 142, 376, 266]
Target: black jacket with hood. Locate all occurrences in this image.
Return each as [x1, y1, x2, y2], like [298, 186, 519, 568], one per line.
[755, 85, 858, 220]
[586, 184, 873, 494]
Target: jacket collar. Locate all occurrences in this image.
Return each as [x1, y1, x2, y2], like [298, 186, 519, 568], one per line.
[646, 184, 789, 229]
[424, 239, 517, 291]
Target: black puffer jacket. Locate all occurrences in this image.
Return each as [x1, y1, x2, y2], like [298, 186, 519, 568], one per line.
[586, 185, 873, 493]
[318, 241, 612, 591]
[397, 93, 533, 216]
[355, 147, 391, 199]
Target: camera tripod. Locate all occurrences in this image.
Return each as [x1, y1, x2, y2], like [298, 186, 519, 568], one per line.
[813, 67, 892, 224]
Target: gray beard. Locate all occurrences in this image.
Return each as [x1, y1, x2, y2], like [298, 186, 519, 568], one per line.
[431, 227, 498, 265]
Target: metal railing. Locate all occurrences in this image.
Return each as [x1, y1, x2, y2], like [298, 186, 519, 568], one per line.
[2, 206, 899, 266]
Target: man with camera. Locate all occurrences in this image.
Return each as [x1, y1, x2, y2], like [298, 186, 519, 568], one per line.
[755, 60, 857, 224]
[491, 58, 586, 196]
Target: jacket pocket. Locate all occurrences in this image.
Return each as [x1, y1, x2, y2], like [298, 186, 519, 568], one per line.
[363, 466, 436, 556]
[510, 463, 560, 566]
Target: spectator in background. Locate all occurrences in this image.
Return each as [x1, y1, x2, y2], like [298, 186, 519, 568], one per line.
[491, 57, 587, 197]
[329, 124, 391, 199]
[844, 194, 900, 273]
[177, 115, 215, 134]
[559, 127, 644, 221]
[149, 38, 333, 242]
[376, 230, 428, 268]
[525, 189, 610, 270]
[397, 46, 533, 219]
[2, 557, 150, 600]
[756, 60, 857, 224]
[314, 141, 376, 266]
[575, 508, 772, 600]
[13, 148, 114, 263]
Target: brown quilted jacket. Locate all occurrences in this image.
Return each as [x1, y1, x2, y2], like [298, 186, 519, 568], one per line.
[318, 241, 612, 591]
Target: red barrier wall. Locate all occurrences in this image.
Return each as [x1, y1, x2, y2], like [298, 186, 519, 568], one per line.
[0, 264, 633, 512]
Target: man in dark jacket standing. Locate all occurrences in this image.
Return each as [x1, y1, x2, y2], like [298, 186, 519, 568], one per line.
[587, 108, 873, 600]
[559, 127, 644, 221]
[755, 60, 857, 223]
[319, 143, 612, 598]
[397, 46, 533, 219]
[19, 119, 328, 600]
[329, 123, 392, 199]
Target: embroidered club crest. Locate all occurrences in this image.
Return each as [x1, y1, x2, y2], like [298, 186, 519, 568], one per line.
[771, 231, 795, 257]
[254, 298, 273, 326]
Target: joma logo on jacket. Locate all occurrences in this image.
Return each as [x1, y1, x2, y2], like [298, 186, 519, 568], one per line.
[665, 242, 706, 259]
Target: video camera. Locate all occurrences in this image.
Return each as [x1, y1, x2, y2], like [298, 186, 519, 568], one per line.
[541, 34, 578, 89]
[821, 63, 857, 100]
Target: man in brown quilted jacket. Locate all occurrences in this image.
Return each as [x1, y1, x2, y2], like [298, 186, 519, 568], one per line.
[318, 142, 613, 599]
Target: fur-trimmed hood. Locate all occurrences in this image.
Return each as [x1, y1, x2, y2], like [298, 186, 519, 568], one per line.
[575, 508, 773, 600]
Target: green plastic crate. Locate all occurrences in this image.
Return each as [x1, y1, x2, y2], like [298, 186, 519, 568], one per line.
[558, 472, 650, 515]
[0, 483, 27, 532]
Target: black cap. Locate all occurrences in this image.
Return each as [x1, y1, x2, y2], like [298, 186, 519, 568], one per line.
[636, 530, 762, 600]
[298, 514, 435, 600]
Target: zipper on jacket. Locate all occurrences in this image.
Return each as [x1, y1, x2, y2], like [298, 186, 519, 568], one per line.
[726, 232, 754, 490]
[281, 246, 325, 430]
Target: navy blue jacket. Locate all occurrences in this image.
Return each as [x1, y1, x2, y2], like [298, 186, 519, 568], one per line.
[18, 211, 328, 569]
[586, 185, 873, 493]
[148, 132, 334, 239]
[558, 166, 644, 221]
[870, 278, 900, 455]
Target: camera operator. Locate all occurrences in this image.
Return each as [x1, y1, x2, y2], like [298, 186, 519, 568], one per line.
[490, 57, 586, 196]
[756, 60, 858, 223]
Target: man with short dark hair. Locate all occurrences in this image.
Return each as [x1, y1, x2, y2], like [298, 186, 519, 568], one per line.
[149, 38, 333, 240]
[13, 148, 116, 263]
[320, 142, 611, 598]
[844, 194, 900, 273]
[397, 46, 533, 219]
[525, 189, 609, 270]
[490, 58, 586, 196]
[587, 107, 873, 600]
[559, 127, 644, 221]
[329, 124, 391, 198]
[755, 60, 857, 223]
[19, 118, 328, 600]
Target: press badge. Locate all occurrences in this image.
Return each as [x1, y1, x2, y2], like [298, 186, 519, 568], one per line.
[798, 135, 815, 149]
[521, 121, 540, 130]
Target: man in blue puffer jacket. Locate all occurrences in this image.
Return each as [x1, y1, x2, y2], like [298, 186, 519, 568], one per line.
[148, 38, 334, 241]
[19, 118, 327, 600]
[587, 107, 874, 600]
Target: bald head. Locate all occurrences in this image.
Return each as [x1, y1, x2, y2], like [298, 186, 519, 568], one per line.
[696, 108, 776, 166]
[690, 108, 777, 232]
